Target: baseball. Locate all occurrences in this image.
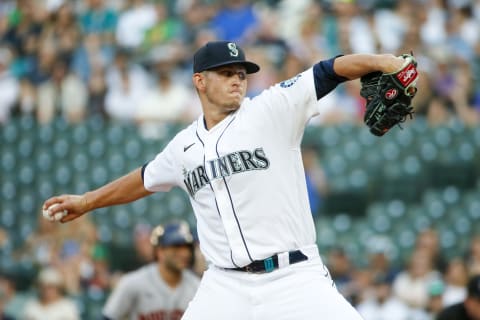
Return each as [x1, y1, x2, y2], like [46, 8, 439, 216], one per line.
[42, 203, 68, 221]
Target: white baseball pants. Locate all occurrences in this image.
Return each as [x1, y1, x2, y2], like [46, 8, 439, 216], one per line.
[182, 245, 363, 320]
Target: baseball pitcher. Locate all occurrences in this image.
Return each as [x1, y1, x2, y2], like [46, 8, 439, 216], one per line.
[43, 41, 418, 319]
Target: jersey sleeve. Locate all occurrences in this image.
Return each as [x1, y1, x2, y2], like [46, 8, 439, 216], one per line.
[102, 275, 137, 319]
[249, 57, 347, 145]
[143, 137, 179, 192]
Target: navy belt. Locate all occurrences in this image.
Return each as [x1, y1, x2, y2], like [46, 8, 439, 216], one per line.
[229, 250, 308, 273]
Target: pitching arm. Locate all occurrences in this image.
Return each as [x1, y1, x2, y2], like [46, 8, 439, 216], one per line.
[333, 54, 406, 80]
[42, 167, 153, 223]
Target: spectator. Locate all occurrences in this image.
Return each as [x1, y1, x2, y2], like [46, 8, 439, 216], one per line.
[115, 0, 157, 50]
[327, 247, 356, 302]
[393, 248, 442, 310]
[0, 273, 26, 320]
[415, 228, 447, 273]
[104, 49, 149, 122]
[210, 0, 259, 43]
[356, 274, 411, 320]
[135, 47, 190, 139]
[411, 279, 446, 320]
[72, 33, 114, 83]
[436, 274, 480, 320]
[36, 59, 88, 124]
[40, 3, 79, 65]
[366, 235, 399, 285]
[79, 0, 118, 43]
[22, 267, 80, 320]
[141, 2, 184, 53]
[443, 258, 468, 307]
[82, 244, 111, 294]
[85, 64, 108, 117]
[0, 47, 19, 123]
[467, 236, 480, 276]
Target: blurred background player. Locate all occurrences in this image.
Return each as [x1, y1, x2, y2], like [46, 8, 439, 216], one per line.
[102, 220, 200, 320]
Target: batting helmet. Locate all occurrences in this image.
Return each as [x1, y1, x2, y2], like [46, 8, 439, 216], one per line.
[150, 221, 194, 247]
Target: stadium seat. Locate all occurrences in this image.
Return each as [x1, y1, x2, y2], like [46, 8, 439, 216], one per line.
[71, 123, 90, 145]
[0, 205, 16, 228]
[87, 114, 105, 132]
[17, 137, 34, 159]
[53, 137, 70, 159]
[2, 121, 19, 144]
[88, 138, 106, 159]
[1, 149, 16, 171]
[385, 199, 407, 220]
[54, 164, 73, 186]
[106, 124, 125, 146]
[35, 150, 53, 172]
[37, 124, 55, 145]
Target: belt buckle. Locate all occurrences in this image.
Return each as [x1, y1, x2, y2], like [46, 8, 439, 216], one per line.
[263, 257, 275, 273]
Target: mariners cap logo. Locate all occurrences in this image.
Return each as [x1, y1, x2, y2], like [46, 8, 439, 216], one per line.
[228, 42, 239, 57]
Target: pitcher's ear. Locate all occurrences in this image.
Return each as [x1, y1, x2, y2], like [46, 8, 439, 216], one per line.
[193, 73, 206, 91]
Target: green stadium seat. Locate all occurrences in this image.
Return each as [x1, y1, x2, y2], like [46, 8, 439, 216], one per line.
[88, 138, 106, 159]
[86, 114, 105, 133]
[441, 186, 461, 207]
[53, 138, 70, 159]
[471, 126, 480, 148]
[37, 124, 55, 145]
[107, 152, 126, 175]
[72, 153, 89, 173]
[72, 178, 90, 194]
[36, 179, 54, 200]
[19, 115, 36, 132]
[386, 199, 407, 220]
[71, 123, 90, 145]
[106, 124, 125, 146]
[319, 126, 341, 148]
[0, 205, 16, 228]
[36, 150, 53, 172]
[53, 116, 69, 133]
[369, 212, 392, 234]
[18, 163, 35, 185]
[130, 199, 148, 217]
[167, 192, 190, 218]
[124, 138, 142, 160]
[315, 217, 337, 250]
[1, 150, 16, 171]
[17, 137, 34, 158]
[2, 121, 19, 144]
[90, 164, 109, 186]
[54, 164, 73, 186]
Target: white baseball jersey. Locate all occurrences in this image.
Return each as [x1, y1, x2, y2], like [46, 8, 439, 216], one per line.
[102, 264, 200, 320]
[143, 59, 344, 269]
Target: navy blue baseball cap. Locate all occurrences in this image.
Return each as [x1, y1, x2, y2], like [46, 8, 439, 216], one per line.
[150, 221, 194, 247]
[193, 41, 260, 74]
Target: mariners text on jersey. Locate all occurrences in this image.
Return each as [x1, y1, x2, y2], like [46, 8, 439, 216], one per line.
[183, 147, 270, 197]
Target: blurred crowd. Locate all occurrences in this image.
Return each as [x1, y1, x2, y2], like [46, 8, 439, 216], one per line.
[3, 218, 480, 319]
[1, 0, 480, 319]
[0, 0, 479, 137]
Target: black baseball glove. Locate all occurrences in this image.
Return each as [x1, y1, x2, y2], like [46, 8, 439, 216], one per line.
[360, 54, 419, 136]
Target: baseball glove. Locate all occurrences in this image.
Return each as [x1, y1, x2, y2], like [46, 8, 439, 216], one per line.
[360, 54, 419, 136]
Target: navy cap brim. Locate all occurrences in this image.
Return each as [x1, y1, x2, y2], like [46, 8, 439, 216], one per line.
[198, 60, 260, 74]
